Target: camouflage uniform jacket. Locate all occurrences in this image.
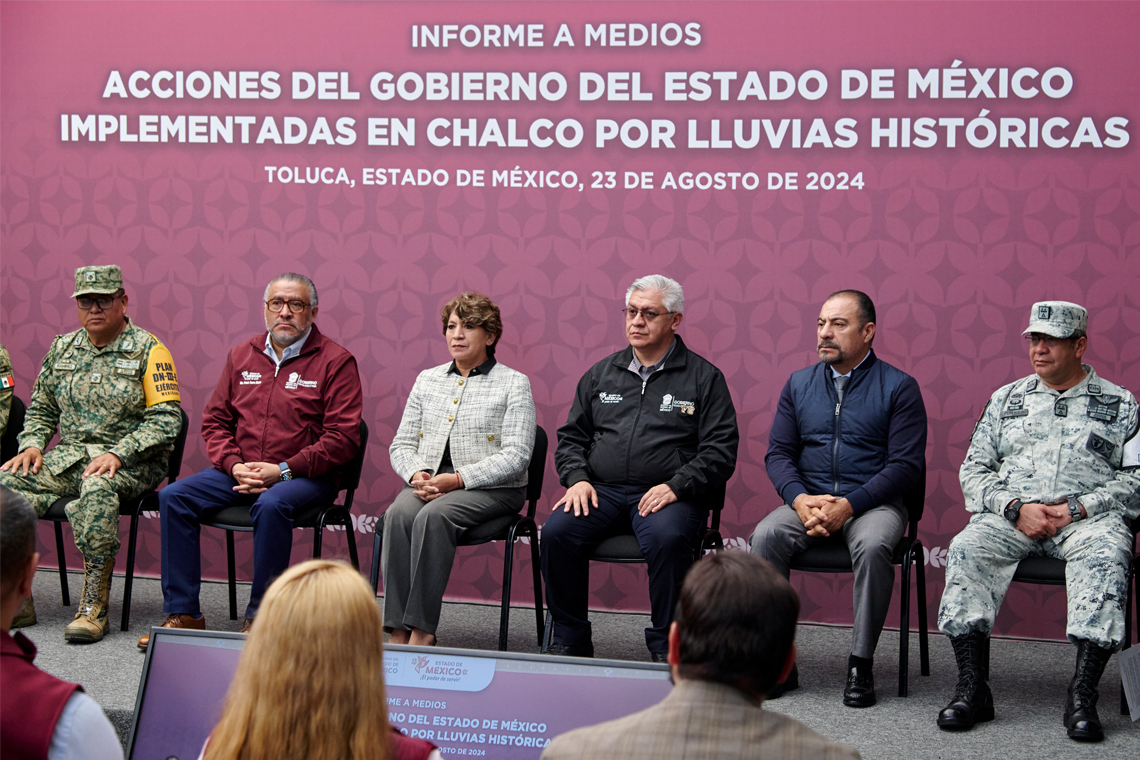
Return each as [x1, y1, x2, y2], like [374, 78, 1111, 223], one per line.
[17, 319, 181, 475]
[0, 343, 12, 437]
[960, 365, 1140, 521]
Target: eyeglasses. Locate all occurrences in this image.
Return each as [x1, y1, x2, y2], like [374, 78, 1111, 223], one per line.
[622, 308, 676, 323]
[266, 299, 311, 314]
[1026, 334, 1074, 347]
[76, 294, 122, 311]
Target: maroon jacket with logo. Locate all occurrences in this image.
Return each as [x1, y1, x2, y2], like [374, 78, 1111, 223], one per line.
[202, 324, 363, 487]
[1, 630, 82, 760]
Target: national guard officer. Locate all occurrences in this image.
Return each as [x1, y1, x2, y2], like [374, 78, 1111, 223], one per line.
[936, 301, 1140, 742]
[0, 265, 182, 643]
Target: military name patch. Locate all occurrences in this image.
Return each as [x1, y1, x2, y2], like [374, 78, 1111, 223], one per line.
[115, 358, 141, 370]
[1086, 395, 1120, 423]
[53, 362, 76, 371]
[115, 367, 136, 376]
[1000, 408, 1029, 419]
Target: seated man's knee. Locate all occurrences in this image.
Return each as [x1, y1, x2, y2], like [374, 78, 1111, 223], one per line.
[250, 492, 292, 523]
[749, 512, 788, 555]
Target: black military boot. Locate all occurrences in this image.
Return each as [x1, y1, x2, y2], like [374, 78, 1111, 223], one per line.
[937, 631, 994, 730]
[1064, 639, 1112, 742]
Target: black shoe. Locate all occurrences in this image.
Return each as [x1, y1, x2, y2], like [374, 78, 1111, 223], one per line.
[766, 664, 799, 699]
[938, 631, 995, 730]
[843, 665, 875, 707]
[546, 642, 594, 658]
[1064, 640, 1111, 743]
[650, 651, 667, 664]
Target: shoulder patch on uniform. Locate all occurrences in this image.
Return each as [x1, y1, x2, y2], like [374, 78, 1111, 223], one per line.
[143, 343, 180, 406]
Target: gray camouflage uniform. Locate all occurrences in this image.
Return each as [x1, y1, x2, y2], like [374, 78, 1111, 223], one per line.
[0, 320, 181, 558]
[0, 343, 12, 438]
[938, 365, 1140, 649]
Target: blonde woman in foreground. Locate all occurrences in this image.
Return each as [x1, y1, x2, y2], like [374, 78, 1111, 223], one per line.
[202, 560, 440, 760]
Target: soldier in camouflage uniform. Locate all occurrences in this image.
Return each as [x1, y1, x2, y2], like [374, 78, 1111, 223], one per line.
[936, 301, 1140, 742]
[0, 343, 13, 439]
[0, 266, 181, 643]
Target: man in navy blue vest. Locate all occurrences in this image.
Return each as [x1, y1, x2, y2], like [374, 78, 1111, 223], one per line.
[750, 290, 927, 707]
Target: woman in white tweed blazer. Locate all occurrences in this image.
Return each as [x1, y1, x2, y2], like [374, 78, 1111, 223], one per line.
[383, 293, 536, 646]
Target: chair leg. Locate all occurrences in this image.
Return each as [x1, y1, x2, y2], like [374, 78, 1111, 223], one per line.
[530, 529, 544, 648]
[226, 530, 238, 620]
[345, 516, 360, 571]
[54, 522, 70, 606]
[898, 550, 912, 698]
[120, 512, 140, 631]
[916, 544, 930, 676]
[370, 531, 382, 594]
[542, 610, 554, 653]
[312, 516, 325, 559]
[499, 531, 516, 652]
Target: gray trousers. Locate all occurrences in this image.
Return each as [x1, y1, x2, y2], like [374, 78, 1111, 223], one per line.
[381, 483, 525, 634]
[750, 502, 908, 659]
[938, 511, 1132, 649]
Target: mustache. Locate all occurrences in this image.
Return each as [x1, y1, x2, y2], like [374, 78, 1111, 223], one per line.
[818, 341, 840, 350]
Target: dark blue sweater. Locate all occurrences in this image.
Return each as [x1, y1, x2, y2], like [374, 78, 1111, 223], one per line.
[764, 350, 927, 514]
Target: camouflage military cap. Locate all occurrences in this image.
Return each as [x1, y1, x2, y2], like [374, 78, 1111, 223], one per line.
[1023, 300, 1088, 338]
[71, 265, 123, 298]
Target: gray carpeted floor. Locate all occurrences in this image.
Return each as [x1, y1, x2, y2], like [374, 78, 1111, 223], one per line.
[18, 570, 1139, 758]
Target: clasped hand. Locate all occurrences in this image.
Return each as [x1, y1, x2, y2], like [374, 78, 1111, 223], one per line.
[1015, 501, 1073, 540]
[410, 471, 462, 501]
[231, 462, 283, 494]
[793, 494, 854, 537]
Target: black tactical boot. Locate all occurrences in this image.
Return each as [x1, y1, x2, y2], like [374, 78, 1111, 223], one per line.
[938, 631, 994, 730]
[1064, 639, 1112, 742]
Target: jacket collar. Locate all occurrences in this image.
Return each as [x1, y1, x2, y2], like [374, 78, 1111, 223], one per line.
[612, 334, 690, 371]
[0, 629, 37, 663]
[817, 347, 878, 384]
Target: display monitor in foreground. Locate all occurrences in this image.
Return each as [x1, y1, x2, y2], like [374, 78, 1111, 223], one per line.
[128, 628, 672, 760]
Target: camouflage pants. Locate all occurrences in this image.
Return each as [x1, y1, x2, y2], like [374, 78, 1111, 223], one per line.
[938, 511, 1133, 650]
[0, 459, 162, 558]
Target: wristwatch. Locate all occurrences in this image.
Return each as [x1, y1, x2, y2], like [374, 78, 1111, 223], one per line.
[279, 462, 293, 481]
[1003, 499, 1023, 523]
[1067, 495, 1083, 522]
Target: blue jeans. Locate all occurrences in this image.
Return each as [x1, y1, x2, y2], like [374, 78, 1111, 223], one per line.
[159, 467, 336, 618]
[541, 483, 706, 653]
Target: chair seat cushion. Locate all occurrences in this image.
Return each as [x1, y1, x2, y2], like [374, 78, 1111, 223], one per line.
[789, 537, 916, 573]
[592, 534, 644, 562]
[1012, 556, 1066, 584]
[202, 505, 254, 530]
[43, 494, 148, 520]
[461, 515, 521, 546]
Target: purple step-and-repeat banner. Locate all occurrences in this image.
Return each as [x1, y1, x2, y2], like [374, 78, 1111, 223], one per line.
[3, 1, 1138, 642]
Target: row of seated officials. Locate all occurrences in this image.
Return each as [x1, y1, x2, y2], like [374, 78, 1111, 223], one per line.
[1, 266, 1137, 750]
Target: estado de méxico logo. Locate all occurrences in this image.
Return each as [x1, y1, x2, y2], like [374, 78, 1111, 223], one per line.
[598, 391, 622, 404]
[285, 372, 318, 390]
[660, 393, 696, 414]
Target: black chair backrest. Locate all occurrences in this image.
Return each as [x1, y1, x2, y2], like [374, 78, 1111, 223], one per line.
[1, 396, 26, 463]
[524, 426, 548, 517]
[340, 420, 369, 493]
[165, 407, 191, 485]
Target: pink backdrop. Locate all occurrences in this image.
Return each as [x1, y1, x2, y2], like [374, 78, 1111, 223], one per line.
[3, 1, 1139, 642]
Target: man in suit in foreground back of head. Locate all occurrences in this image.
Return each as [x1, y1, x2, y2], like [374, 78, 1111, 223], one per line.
[540, 552, 860, 760]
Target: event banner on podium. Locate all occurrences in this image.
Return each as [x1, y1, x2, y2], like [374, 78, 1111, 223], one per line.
[3, 1, 1138, 640]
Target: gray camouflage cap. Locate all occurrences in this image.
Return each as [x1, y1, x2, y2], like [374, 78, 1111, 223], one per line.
[71, 265, 123, 297]
[1023, 300, 1087, 338]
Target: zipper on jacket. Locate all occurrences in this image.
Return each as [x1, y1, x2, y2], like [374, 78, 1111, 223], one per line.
[831, 382, 842, 494]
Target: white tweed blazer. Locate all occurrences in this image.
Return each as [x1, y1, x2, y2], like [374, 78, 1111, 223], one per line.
[389, 361, 536, 490]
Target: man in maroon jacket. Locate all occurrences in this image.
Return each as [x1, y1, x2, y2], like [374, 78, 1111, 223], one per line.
[1, 486, 123, 759]
[138, 273, 362, 649]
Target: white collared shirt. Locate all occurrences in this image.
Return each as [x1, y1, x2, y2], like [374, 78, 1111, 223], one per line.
[263, 326, 312, 369]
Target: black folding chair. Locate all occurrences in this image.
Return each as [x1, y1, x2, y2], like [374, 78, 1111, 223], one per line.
[372, 425, 548, 651]
[784, 465, 930, 697]
[0, 395, 26, 462]
[40, 406, 190, 631]
[202, 420, 367, 620]
[541, 481, 728, 652]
